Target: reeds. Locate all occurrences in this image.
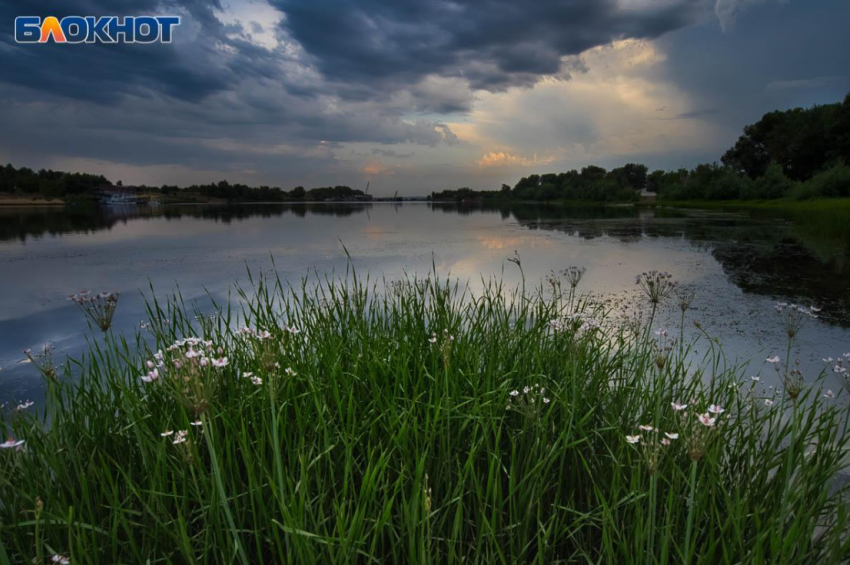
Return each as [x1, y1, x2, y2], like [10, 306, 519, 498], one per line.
[0, 268, 848, 564]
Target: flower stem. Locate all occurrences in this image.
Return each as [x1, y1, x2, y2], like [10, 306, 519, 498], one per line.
[647, 472, 658, 564]
[683, 460, 698, 564]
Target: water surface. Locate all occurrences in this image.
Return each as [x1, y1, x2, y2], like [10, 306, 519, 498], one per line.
[1, 202, 848, 405]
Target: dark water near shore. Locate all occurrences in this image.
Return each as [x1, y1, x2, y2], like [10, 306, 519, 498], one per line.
[0, 202, 848, 405]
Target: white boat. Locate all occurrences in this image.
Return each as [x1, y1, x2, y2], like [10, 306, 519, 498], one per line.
[101, 192, 141, 205]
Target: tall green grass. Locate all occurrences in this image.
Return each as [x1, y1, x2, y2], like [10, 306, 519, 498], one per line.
[1, 268, 848, 564]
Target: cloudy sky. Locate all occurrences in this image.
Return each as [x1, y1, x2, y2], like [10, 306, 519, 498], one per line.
[0, 0, 848, 196]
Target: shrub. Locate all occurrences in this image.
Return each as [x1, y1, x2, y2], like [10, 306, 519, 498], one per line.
[742, 162, 797, 199]
[803, 163, 850, 198]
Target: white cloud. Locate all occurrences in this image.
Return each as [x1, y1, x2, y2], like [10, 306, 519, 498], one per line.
[476, 152, 559, 168]
[452, 39, 729, 177]
[714, 0, 790, 32]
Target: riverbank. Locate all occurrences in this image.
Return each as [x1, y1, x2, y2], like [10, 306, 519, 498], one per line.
[0, 193, 375, 206]
[0, 196, 65, 207]
[1, 271, 847, 563]
[652, 198, 850, 247]
[649, 197, 850, 214]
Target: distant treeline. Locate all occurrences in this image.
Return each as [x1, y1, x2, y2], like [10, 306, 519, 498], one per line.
[0, 166, 370, 203]
[431, 92, 850, 202]
[431, 163, 647, 203]
[158, 181, 371, 202]
[0, 165, 108, 199]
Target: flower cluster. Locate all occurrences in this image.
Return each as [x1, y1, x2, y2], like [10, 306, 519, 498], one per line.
[672, 401, 725, 461]
[766, 355, 804, 401]
[549, 312, 601, 335]
[242, 371, 263, 386]
[428, 328, 455, 345]
[142, 337, 229, 415]
[627, 401, 723, 462]
[676, 288, 695, 313]
[161, 429, 189, 444]
[239, 326, 272, 340]
[506, 383, 551, 420]
[164, 337, 221, 365]
[239, 324, 299, 374]
[625, 423, 679, 474]
[823, 353, 850, 393]
[428, 329, 455, 365]
[69, 290, 120, 331]
[23, 343, 56, 379]
[563, 266, 586, 289]
[773, 303, 818, 339]
[161, 426, 199, 464]
[653, 328, 674, 370]
[635, 271, 677, 305]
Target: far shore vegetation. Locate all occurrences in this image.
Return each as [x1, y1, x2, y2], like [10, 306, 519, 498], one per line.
[0, 168, 372, 204]
[2, 92, 848, 208]
[431, 92, 850, 204]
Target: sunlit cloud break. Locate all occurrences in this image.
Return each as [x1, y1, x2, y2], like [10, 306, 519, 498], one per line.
[476, 151, 559, 168]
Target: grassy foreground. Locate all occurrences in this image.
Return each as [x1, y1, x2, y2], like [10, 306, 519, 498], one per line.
[1, 270, 849, 564]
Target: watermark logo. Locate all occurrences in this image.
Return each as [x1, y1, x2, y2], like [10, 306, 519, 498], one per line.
[15, 16, 180, 44]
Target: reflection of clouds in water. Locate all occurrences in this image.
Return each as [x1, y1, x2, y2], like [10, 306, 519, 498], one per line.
[474, 234, 559, 250]
[362, 225, 392, 239]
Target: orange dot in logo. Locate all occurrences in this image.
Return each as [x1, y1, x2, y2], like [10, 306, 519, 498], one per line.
[39, 16, 67, 43]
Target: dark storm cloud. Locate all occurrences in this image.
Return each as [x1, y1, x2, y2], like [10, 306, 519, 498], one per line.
[0, 0, 706, 121]
[272, 0, 704, 92]
[372, 148, 414, 158]
[0, 0, 245, 103]
[655, 0, 850, 132]
[656, 108, 718, 120]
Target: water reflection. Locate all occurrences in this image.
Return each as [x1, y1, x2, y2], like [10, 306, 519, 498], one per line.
[0, 202, 848, 405]
[0, 203, 375, 242]
[436, 203, 849, 324]
[2, 202, 847, 324]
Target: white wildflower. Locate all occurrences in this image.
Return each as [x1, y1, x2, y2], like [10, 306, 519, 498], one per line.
[0, 438, 25, 449]
[698, 413, 716, 427]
